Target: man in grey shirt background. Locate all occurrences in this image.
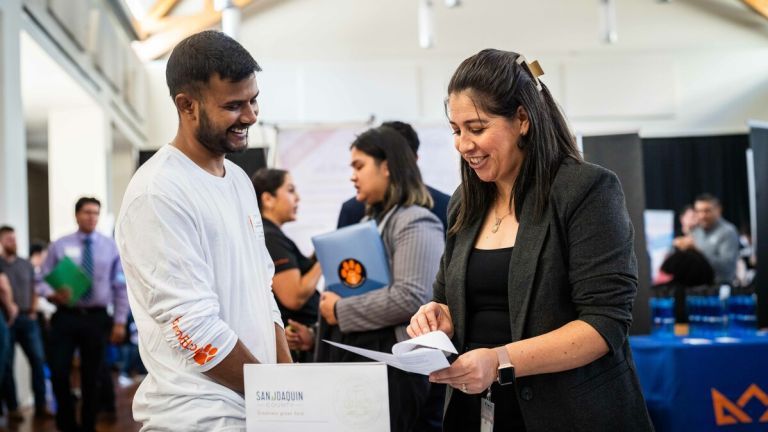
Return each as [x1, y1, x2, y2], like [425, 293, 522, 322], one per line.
[0, 225, 50, 420]
[673, 194, 740, 284]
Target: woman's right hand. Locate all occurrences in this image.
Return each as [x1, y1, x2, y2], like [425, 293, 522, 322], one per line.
[407, 302, 453, 338]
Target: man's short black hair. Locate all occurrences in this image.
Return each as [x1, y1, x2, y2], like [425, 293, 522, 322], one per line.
[381, 121, 420, 154]
[166, 30, 262, 100]
[695, 193, 721, 207]
[29, 240, 47, 256]
[0, 225, 13, 237]
[75, 197, 101, 213]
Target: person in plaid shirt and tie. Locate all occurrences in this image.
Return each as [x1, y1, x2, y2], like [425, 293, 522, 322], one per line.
[40, 197, 128, 432]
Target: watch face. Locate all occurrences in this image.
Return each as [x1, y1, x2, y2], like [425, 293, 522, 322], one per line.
[498, 366, 515, 386]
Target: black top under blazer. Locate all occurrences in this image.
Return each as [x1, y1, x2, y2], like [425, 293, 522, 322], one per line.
[434, 159, 654, 432]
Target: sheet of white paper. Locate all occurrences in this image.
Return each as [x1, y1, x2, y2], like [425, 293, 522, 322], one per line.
[392, 331, 458, 356]
[324, 340, 451, 375]
[324, 331, 456, 375]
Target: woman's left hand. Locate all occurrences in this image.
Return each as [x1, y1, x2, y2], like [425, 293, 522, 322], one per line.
[429, 348, 499, 394]
[319, 291, 341, 325]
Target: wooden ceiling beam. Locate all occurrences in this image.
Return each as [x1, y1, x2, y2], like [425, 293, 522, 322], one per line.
[147, 0, 182, 21]
[132, 0, 257, 61]
[134, 12, 221, 61]
[743, 0, 768, 19]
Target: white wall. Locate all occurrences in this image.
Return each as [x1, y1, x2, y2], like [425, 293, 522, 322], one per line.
[48, 105, 110, 239]
[145, 0, 768, 146]
[110, 146, 135, 219]
[1, 0, 30, 255]
[145, 61, 177, 149]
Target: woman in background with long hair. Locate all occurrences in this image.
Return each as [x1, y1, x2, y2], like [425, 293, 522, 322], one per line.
[318, 126, 444, 432]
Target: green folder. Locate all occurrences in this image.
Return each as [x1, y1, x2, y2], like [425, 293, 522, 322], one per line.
[44, 256, 92, 305]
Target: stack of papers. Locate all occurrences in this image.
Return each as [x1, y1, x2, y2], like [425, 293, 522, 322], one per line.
[324, 331, 457, 375]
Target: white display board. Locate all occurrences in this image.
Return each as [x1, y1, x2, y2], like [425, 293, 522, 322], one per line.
[644, 209, 675, 282]
[276, 126, 460, 256]
[244, 363, 389, 432]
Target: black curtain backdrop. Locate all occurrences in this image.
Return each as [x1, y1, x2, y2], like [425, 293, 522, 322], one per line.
[583, 133, 651, 335]
[642, 135, 751, 237]
[749, 126, 767, 327]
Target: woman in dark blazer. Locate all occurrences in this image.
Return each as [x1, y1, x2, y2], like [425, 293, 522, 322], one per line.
[407, 49, 653, 431]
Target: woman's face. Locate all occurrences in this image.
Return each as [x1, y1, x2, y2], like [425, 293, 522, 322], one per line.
[447, 90, 528, 186]
[350, 147, 389, 205]
[270, 174, 300, 224]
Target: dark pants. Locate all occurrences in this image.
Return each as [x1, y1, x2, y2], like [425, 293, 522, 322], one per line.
[49, 308, 110, 432]
[444, 382, 526, 432]
[97, 347, 116, 413]
[0, 316, 9, 392]
[1, 314, 47, 411]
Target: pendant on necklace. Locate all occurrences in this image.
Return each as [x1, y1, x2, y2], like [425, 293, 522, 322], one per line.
[492, 217, 502, 234]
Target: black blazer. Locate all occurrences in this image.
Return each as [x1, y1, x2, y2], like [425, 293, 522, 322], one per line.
[434, 160, 654, 431]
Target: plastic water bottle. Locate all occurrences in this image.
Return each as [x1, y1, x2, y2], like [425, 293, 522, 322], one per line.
[742, 291, 757, 336]
[702, 285, 726, 338]
[650, 285, 675, 338]
[687, 285, 710, 337]
[727, 286, 757, 337]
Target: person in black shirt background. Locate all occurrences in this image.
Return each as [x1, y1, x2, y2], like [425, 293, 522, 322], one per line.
[252, 168, 322, 362]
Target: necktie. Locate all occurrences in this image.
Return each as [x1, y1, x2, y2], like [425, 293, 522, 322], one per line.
[81, 236, 94, 301]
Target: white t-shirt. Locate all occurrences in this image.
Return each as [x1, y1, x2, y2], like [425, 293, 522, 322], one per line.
[116, 145, 282, 431]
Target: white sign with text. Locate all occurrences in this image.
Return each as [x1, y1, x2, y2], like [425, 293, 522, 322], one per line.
[244, 363, 389, 432]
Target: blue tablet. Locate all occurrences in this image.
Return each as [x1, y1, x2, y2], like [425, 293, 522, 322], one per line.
[311, 221, 391, 297]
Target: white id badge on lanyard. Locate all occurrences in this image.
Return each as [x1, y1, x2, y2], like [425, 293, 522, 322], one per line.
[480, 388, 495, 432]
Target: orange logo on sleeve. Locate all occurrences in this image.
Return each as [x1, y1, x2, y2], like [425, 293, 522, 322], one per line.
[712, 384, 768, 425]
[193, 344, 219, 366]
[172, 318, 219, 366]
[338, 259, 366, 288]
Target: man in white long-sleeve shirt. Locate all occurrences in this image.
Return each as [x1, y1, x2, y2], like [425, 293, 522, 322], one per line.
[116, 31, 291, 431]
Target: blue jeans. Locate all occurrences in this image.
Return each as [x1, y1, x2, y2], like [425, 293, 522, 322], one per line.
[0, 317, 9, 390]
[2, 315, 47, 411]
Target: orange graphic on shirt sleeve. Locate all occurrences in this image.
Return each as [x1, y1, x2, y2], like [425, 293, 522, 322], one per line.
[193, 344, 219, 365]
[172, 317, 218, 365]
[340, 259, 363, 286]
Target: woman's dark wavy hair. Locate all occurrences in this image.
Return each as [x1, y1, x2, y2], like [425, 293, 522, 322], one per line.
[447, 49, 581, 237]
[251, 168, 288, 210]
[351, 126, 433, 218]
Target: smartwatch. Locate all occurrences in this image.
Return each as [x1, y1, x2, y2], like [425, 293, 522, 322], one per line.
[495, 346, 515, 386]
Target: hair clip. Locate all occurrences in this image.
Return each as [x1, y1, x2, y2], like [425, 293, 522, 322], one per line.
[516, 55, 545, 92]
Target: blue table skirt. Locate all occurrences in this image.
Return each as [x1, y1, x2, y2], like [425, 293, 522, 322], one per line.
[631, 334, 768, 432]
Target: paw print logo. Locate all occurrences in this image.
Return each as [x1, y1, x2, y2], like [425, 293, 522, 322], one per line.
[338, 258, 366, 288]
[193, 344, 219, 365]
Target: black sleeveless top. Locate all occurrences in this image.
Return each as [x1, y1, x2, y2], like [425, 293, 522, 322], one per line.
[466, 247, 514, 346]
[444, 246, 526, 432]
